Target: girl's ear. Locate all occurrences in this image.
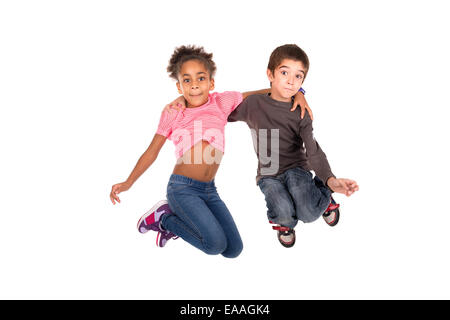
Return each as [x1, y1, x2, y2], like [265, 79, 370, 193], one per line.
[209, 78, 215, 91]
[176, 81, 183, 94]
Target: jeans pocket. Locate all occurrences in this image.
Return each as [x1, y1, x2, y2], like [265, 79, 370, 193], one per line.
[258, 177, 280, 194]
[292, 167, 312, 178]
[257, 179, 264, 189]
[167, 182, 189, 194]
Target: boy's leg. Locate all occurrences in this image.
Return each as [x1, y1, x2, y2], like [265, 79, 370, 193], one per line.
[284, 167, 331, 223]
[204, 187, 243, 258]
[162, 183, 228, 255]
[257, 177, 297, 229]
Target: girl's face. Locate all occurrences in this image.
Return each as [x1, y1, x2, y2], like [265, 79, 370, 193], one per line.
[176, 59, 215, 108]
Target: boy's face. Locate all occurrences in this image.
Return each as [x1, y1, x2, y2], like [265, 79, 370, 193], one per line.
[176, 59, 215, 108]
[267, 58, 306, 102]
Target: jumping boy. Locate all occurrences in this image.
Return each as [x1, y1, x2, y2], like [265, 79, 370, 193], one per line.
[227, 44, 359, 248]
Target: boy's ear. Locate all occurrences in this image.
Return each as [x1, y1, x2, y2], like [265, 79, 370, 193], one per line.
[176, 81, 183, 94]
[267, 68, 274, 82]
[209, 78, 215, 91]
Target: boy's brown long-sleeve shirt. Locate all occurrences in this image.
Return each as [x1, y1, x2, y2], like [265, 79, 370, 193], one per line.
[228, 93, 335, 184]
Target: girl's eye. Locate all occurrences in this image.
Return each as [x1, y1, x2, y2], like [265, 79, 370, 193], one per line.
[183, 79, 190, 83]
[199, 77, 205, 81]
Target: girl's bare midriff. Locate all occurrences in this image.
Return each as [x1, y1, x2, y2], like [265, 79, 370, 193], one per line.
[172, 140, 223, 182]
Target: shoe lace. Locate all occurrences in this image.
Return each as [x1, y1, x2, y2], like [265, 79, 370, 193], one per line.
[159, 230, 178, 241]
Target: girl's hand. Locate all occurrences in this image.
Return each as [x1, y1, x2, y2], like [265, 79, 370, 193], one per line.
[291, 92, 313, 120]
[110, 181, 132, 205]
[327, 177, 359, 197]
[164, 95, 186, 113]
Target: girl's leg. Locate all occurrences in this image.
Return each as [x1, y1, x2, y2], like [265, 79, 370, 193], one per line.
[203, 187, 243, 258]
[162, 185, 228, 256]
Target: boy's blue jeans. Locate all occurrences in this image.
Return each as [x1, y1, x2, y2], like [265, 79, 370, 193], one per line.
[257, 167, 332, 229]
[161, 174, 243, 258]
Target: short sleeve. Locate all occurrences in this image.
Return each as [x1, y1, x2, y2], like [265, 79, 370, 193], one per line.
[214, 91, 243, 117]
[227, 96, 249, 123]
[156, 110, 176, 138]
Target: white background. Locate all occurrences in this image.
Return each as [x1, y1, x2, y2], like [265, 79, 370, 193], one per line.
[1, 0, 449, 299]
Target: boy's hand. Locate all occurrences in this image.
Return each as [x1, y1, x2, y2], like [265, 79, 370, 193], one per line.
[327, 177, 359, 197]
[291, 92, 313, 120]
[110, 181, 132, 205]
[164, 96, 186, 113]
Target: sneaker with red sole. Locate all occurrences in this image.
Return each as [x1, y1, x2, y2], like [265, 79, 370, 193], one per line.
[272, 224, 296, 248]
[322, 196, 340, 227]
[137, 200, 178, 247]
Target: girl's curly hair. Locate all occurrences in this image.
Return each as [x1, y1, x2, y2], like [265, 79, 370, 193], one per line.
[167, 45, 217, 80]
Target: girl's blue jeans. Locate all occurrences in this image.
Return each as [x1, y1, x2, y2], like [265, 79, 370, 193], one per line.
[161, 174, 243, 258]
[257, 167, 332, 229]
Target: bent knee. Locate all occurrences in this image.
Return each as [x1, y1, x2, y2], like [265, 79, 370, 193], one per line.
[269, 206, 296, 228]
[297, 206, 323, 223]
[222, 241, 243, 259]
[202, 234, 227, 255]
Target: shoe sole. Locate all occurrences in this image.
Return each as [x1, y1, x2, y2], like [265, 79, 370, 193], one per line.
[137, 200, 169, 233]
[324, 208, 340, 227]
[278, 232, 296, 248]
[156, 232, 163, 247]
[156, 232, 179, 248]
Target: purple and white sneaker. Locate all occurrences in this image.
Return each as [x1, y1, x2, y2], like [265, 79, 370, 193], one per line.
[137, 200, 179, 247]
[156, 230, 179, 248]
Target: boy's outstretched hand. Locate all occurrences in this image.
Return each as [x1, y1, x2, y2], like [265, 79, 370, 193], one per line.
[327, 177, 359, 197]
[110, 181, 131, 205]
[291, 92, 313, 120]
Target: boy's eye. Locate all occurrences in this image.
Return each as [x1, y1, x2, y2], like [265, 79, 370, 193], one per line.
[296, 75, 303, 79]
[281, 71, 287, 76]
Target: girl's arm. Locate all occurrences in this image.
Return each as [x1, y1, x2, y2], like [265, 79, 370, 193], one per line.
[242, 88, 270, 99]
[110, 134, 167, 204]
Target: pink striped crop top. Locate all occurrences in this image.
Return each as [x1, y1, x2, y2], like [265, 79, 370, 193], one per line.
[156, 91, 243, 159]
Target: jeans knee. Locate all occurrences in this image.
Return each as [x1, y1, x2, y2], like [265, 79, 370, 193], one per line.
[270, 207, 297, 228]
[299, 210, 320, 223]
[269, 203, 296, 227]
[296, 196, 330, 223]
[202, 234, 227, 255]
[296, 204, 326, 223]
[222, 240, 243, 259]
